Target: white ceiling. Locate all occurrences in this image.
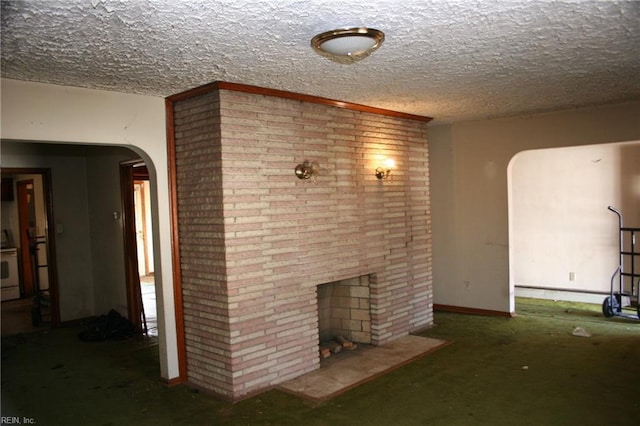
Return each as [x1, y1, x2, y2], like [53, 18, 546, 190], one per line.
[1, 0, 639, 124]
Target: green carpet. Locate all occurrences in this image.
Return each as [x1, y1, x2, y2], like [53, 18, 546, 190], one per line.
[2, 298, 638, 425]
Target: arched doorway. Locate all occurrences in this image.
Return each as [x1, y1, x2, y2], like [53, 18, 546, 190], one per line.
[1, 142, 163, 358]
[508, 141, 640, 309]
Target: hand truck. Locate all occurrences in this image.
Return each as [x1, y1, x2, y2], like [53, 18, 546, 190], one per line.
[602, 206, 640, 319]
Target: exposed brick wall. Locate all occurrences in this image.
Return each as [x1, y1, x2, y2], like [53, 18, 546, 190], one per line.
[171, 86, 432, 400]
[172, 91, 235, 395]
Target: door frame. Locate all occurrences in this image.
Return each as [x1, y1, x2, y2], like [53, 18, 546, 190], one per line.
[16, 179, 35, 297]
[1, 168, 60, 325]
[120, 159, 149, 332]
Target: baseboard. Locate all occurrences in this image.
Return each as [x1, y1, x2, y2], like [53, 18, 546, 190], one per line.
[515, 286, 606, 304]
[160, 376, 185, 387]
[59, 316, 95, 327]
[433, 304, 514, 318]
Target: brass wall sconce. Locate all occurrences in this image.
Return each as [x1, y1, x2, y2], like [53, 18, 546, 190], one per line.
[295, 160, 318, 181]
[375, 158, 395, 180]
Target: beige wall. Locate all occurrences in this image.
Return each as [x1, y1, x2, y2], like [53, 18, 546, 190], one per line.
[429, 101, 640, 313]
[0, 78, 178, 381]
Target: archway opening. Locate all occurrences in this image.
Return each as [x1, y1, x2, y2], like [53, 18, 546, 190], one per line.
[1, 141, 166, 367]
[508, 141, 640, 311]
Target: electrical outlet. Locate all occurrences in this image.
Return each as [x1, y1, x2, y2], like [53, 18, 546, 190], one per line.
[464, 280, 471, 290]
[569, 272, 576, 282]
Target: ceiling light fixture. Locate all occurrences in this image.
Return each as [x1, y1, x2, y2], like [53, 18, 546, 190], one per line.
[311, 27, 385, 64]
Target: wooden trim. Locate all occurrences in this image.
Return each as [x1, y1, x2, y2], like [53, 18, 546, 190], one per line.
[160, 376, 184, 388]
[17, 179, 35, 297]
[58, 315, 95, 327]
[166, 97, 188, 383]
[41, 169, 60, 326]
[132, 164, 149, 181]
[166, 81, 433, 123]
[119, 163, 143, 331]
[165, 81, 220, 103]
[434, 304, 516, 318]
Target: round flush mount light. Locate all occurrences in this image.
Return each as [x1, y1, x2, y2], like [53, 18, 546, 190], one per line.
[311, 27, 385, 64]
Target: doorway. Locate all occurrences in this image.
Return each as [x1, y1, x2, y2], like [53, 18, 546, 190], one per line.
[17, 179, 36, 298]
[508, 142, 640, 308]
[2, 140, 172, 381]
[121, 161, 157, 336]
[0, 168, 60, 329]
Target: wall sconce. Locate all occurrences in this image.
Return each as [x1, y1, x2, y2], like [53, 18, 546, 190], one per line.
[375, 158, 395, 180]
[295, 160, 318, 181]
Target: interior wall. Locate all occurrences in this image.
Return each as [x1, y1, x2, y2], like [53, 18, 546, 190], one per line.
[510, 142, 640, 294]
[429, 101, 640, 313]
[86, 148, 142, 314]
[0, 78, 178, 381]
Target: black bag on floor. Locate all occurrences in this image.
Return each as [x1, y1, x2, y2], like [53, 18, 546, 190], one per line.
[78, 309, 136, 341]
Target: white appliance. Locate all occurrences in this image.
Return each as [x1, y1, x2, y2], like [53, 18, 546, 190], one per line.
[1, 248, 20, 301]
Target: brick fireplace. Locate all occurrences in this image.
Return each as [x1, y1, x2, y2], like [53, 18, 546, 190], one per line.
[168, 82, 433, 401]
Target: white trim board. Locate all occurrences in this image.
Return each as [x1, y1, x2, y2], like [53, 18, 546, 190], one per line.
[515, 287, 605, 305]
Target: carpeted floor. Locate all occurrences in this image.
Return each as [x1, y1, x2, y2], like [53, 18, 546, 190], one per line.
[1, 298, 639, 425]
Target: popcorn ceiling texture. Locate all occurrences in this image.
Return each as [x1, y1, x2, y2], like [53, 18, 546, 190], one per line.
[1, 0, 639, 124]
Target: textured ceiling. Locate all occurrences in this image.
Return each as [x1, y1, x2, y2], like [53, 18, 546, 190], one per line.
[1, 0, 639, 124]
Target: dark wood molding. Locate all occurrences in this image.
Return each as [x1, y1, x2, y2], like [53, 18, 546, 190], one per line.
[434, 303, 516, 318]
[165, 97, 188, 383]
[119, 162, 143, 331]
[132, 164, 149, 181]
[41, 168, 60, 326]
[17, 179, 36, 298]
[160, 376, 184, 388]
[167, 81, 433, 123]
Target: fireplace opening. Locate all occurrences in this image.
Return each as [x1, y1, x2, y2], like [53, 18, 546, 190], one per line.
[317, 275, 372, 359]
